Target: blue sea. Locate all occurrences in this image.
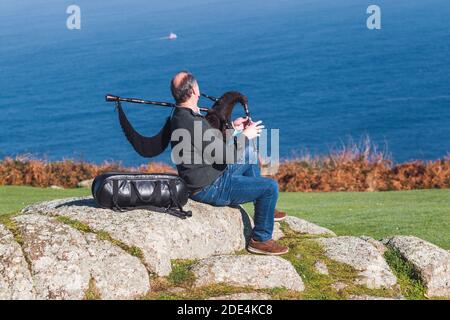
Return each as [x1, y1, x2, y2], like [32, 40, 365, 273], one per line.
[1, 0, 450, 166]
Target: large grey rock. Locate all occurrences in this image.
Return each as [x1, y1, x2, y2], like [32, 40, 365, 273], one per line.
[285, 216, 336, 236]
[0, 224, 35, 300]
[316, 236, 397, 289]
[208, 292, 271, 300]
[383, 236, 450, 297]
[21, 197, 250, 276]
[192, 255, 304, 291]
[13, 214, 150, 300]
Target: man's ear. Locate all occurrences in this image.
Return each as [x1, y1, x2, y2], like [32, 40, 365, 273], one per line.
[192, 85, 200, 97]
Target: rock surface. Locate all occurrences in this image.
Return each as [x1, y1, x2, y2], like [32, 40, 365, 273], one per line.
[13, 214, 150, 299]
[331, 282, 347, 292]
[285, 216, 336, 236]
[316, 236, 397, 289]
[348, 295, 405, 300]
[192, 255, 304, 292]
[359, 236, 387, 255]
[272, 222, 284, 241]
[383, 236, 450, 297]
[314, 261, 329, 275]
[167, 287, 186, 294]
[22, 197, 250, 276]
[77, 179, 93, 188]
[208, 292, 271, 300]
[0, 225, 35, 300]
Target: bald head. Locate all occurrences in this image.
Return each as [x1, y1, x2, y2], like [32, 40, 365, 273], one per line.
[170, 71, 199, 104]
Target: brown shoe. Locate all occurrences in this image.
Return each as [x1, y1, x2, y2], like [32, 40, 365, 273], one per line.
[247, 238, 289, 256]
[274, 209, 287, 222]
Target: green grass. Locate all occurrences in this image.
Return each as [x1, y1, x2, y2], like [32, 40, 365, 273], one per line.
[0, 186, 90, 216]
[167, 260, 197, 287]
[244, 189, 450, 249]
[2, 186, 450, 249]
[383, 249, 426, 300]
[84, 278, 102, 300]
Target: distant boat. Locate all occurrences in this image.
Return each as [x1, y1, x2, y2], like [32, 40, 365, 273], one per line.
[168, 32, 177, 40]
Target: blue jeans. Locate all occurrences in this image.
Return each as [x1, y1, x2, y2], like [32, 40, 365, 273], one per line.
[190, 163, 278, 242]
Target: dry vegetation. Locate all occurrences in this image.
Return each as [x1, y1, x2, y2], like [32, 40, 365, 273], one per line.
[274, 139, 450, 192]
[0, 156, 175, 188]
[1, 139, 449, 191]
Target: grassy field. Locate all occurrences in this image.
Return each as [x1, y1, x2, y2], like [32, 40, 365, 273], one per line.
[0, 186, 90, 216]
[245, 189, 450, 249]
[1, 186, 449, 249]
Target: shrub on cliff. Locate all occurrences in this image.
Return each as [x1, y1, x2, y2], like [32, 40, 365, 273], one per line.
[1, 137, 449, 191]
[0, 156, 175, 188]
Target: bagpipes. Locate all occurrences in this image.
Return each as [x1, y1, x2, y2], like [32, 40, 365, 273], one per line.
[105, 91, 253, 158]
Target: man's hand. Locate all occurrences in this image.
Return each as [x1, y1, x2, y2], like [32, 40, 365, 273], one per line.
[243, 120, 264, 140]
[232, 117, 249, 131]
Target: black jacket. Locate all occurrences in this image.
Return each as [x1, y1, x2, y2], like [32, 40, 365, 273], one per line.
[170, 107, 236, 192]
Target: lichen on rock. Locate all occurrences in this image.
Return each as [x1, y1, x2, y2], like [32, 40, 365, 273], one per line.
[0, 224, 35, 300]
[316, 236, 397, 289]
[13, 214, 150, 300]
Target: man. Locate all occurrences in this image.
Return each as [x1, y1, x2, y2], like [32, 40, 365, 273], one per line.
[169, 71, 288, 255]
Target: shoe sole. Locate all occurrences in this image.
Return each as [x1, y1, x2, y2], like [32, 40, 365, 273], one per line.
[274, 216, 287, 222]
[247, 246, 289, 256]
